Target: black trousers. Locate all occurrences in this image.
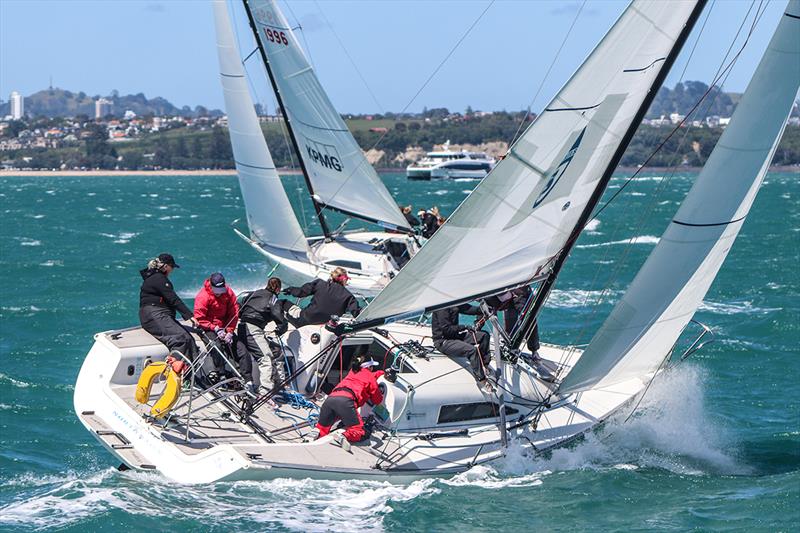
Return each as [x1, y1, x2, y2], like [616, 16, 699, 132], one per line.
[139, 305, 198, 360]
[504, 302, 540, 353]
[200, 330, 254, 382]
[435, 329, 491, 380]
[317, 394, 360, 429]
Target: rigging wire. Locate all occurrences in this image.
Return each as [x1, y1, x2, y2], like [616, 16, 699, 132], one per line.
[508, 0, 587, 147]
[312, 0, 385, 113]
[305, 0, 496, 229]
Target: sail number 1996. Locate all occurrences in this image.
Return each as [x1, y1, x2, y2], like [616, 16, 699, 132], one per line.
[264, 28, 288, 46]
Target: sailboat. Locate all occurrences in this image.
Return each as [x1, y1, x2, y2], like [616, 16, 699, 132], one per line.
[218, 0, 420, 297]
[73, 0, 798, 483]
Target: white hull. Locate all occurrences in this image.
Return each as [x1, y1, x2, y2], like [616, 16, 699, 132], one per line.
[74, 321, 655, 484]
[235, 228, 421, 298]
[429, 167, 490, 180]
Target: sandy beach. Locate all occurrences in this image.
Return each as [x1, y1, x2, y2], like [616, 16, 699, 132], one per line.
[1, 165, 796, 177]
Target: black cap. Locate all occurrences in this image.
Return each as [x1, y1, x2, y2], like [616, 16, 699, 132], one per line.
[158, 253, 179, 268]
[210, 272, 226, 287]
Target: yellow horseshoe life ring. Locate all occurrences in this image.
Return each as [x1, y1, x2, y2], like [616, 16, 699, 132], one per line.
[135, 361, 182, 418]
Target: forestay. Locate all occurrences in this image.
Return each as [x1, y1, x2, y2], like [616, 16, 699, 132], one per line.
[213, 0, 308, 254]
[245, 0, 410, 232]
[559, 0, 800, 394]
[357, 0, 700, 325]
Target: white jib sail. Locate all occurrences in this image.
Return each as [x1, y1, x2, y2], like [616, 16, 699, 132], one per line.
[559, 0, 800, 395]
[246, 0, 410, 231]
[214, 0, 309, 254]
[357, 0, 700, 325]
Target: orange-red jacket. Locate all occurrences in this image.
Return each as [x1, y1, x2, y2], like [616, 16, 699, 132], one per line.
[194, 279, 239, 333]
[330, 368, 384, 407]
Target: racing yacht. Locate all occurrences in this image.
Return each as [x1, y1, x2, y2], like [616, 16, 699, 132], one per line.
[73, 0, 798, 484]
[218, 0, 419, 297]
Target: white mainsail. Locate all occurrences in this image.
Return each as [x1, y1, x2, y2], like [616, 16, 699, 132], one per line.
[244, 0, 411, 232]
[356, 0, 702, 326]
[559, 0, 800, 394]
[213, 0, 309, 254]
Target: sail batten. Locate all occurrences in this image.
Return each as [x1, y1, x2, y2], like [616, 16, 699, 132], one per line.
[244, 0, 411, 232]
[356, 0, 705, 327]
[559, 0, 800, 394]
[213, 0, 309, 255]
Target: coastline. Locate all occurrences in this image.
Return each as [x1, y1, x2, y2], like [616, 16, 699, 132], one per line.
[0, 165, 797, 177]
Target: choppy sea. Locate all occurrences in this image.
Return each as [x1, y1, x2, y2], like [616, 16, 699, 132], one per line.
[0, 171, 797, 531]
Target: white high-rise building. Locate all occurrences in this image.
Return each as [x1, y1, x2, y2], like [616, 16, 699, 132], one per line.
[95, 98, 112, 119]
[10, 91, 24, 120]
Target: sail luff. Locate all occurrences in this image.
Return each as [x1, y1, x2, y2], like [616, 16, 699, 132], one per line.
[512, 0, 709, 348]
[558, 0, 800, 394]
[241, 0, 333, 238]
[213, 0, 309, 254]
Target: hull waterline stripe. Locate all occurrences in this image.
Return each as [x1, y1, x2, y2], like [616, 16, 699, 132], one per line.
[671, 214, 747, 227]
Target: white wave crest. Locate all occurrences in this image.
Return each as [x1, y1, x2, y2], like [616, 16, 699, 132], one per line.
[547, 288, 622, 309]
[576, 235, 659, 249]
[699, 299, 781, 315]
[515, 365, 744, 476]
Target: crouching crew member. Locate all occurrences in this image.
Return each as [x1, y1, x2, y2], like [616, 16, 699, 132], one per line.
[316, 355, 384, 443]
[194, 272, 256, 393]
[432, 304, 492, 390]
[284, 267, 361, 328]
[238, 276, 289, 392]
[139, 253, 198, 372]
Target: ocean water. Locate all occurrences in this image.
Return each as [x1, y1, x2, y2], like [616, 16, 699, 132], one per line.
[0, 171, 797, 531]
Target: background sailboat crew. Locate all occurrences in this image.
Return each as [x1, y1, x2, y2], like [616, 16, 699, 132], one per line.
[138, 253, 198, 370]
[194, 272, 255, 392]
[315, 355, 384, 443]
[238, 277, 289, 392]
[401, 205, 420, 227]
[431, 304, 492, 390]
[283, 267, 361, 328]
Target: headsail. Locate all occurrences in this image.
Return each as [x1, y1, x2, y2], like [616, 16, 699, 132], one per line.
[559, 0, 800, 394]
[242, 0, 411, 232]
[356, 0, 704, 327]
[213, 0, 309, 254]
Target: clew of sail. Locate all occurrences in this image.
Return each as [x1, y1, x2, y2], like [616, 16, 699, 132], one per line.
[558, 0, 800, 395]
[213, 0, 308, 254]
[243, 0, 410, 232]
[356, 0, 703, 327]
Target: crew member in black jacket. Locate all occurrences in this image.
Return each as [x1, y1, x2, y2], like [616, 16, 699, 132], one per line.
[238, 277, 289, 391]
[431, 303, 491, 388]
[139, 253, 198, 365]
[284, 268, 361, 328]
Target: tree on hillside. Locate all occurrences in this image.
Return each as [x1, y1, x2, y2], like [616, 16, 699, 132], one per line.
[208, 126, 232, 167]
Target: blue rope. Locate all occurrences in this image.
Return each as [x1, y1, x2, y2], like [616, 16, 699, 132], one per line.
[275, 390, 319, 424]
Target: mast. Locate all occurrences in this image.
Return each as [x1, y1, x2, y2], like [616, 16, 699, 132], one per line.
[241, 0, 332, 239]
[511, 0, 709, 348]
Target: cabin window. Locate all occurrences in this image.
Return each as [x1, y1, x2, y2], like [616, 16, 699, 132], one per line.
[326, 260, 362, 271]
[437, 402, 519, 424]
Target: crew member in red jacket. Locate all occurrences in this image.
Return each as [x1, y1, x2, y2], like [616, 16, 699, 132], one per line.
[194, 272, 256, 394]
[316, 355, 384, 443]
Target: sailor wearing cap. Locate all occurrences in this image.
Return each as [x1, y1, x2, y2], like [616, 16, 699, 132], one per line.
[315, 354, 384, 443]
[138, 253, 199, 371]
[194, 272, 257, 394]
[283, 267, 361, 328]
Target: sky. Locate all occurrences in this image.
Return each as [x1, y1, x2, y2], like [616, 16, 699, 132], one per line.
[0, 0, 789, 114]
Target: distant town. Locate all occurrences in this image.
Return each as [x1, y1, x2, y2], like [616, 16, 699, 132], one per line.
[1, 83, 798, 171]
